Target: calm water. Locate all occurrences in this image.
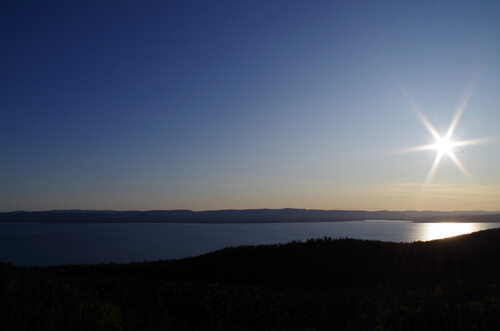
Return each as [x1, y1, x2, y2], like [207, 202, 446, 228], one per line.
[1, 221, 499, 266]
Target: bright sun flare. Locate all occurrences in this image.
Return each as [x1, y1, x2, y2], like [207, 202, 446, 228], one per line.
[401, 87, 493, 184]
[433, 136, 454, 156]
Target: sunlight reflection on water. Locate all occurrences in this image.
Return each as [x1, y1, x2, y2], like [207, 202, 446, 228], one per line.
[421, 222, 480, 241]
[1, 222, 499, 265]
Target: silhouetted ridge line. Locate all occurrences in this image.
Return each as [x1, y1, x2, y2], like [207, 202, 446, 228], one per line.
[2, 228, 500, 331]
[46, 228, 500, 286]
[132, 227, 500, 287]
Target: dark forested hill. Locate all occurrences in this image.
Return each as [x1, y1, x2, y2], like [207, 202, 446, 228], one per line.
[1, 228, 500, 330]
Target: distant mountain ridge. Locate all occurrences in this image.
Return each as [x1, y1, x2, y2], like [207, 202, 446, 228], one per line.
[1, 208, 499, 223]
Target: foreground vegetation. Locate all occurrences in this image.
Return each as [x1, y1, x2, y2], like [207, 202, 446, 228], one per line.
[2, 228, 500, 330]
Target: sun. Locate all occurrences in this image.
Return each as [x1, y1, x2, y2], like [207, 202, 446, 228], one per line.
[400, 87, 493, 184]
[433, 136, 454, 156]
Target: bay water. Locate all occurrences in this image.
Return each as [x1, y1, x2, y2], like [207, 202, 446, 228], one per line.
[1, 221, 499, 266]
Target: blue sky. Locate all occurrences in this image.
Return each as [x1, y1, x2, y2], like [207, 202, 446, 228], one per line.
[1, 1, 500, 211]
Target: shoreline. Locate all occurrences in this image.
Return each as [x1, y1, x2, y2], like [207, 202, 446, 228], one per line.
[1, 209, 499, 223]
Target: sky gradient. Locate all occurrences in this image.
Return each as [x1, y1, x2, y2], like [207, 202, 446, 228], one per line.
[2, 1, 500, 212]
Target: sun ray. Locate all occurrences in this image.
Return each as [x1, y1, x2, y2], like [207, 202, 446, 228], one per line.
[453, 137, 499, 148]
[397, 144, 438, 153]
[407, 99, 442, 141]
[445, 84, 474, 140]
[448, 152, 472, 181]
[424, 152, 443, 185]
